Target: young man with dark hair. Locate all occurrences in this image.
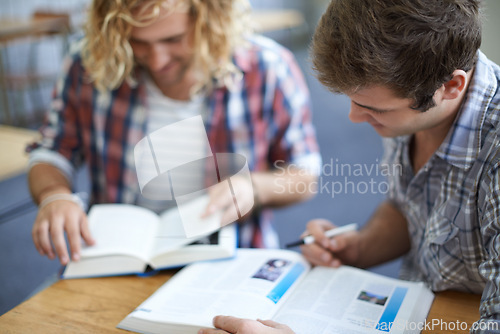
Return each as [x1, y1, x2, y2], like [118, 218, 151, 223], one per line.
[201, 0, 500, 333]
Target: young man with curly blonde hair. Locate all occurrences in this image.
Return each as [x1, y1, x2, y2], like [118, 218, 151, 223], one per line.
[28, 0, 320, 266]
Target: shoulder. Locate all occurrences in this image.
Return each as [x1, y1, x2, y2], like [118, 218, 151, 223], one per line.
[480, 55, 500, 162]
[232, 35, 298, 72]
[63, 38, 86, 71]
[59, 38, 137, 94]
[458, 51, 500, 165]
[473, 52, 500, 133]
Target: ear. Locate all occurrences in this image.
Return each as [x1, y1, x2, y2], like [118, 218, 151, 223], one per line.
[441, 69, 468, 100]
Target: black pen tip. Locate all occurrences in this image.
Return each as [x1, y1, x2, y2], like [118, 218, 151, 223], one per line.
[285, 240, 304, 248]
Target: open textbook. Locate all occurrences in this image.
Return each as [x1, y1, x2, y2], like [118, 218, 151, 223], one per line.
[118, 249, 434, 334]
[62, 196, 236, 279]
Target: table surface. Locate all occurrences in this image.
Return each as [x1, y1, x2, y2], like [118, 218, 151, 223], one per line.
[0, 125, 40, 181]
[0, 269, 481, 333]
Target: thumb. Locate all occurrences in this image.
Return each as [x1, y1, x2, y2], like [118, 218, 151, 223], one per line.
[80, 214, 95, 246]
[257, 319, 285, 328]
[328, 231, 357, 252]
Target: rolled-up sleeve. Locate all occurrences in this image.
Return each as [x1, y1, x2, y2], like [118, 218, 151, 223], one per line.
[27, 41, 85, 180]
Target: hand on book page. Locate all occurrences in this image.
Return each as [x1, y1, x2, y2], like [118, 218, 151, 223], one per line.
[61, 203, 237, 278]
[33, 194, 95, 266]
[201, 174, 255, 224]
[199, 316, 294, 334]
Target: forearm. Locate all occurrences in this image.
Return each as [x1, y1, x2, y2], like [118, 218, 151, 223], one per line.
[251, 168, 317, 208]
[28, 163, 72, 205]
[356, 200, 411, 268]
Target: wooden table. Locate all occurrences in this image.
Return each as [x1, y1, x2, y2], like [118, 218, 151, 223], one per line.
[0, 125, 40, 181]
[0, 270, 481, 333]
[0, 272, 176, 333]
[422, 290, 480, 333]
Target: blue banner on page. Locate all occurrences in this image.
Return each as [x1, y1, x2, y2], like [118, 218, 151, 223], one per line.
[266, 263, 305, 304]
[376, 286, 408, 332]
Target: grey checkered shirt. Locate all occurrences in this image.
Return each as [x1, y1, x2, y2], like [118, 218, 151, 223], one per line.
[382, 51, 500, 332]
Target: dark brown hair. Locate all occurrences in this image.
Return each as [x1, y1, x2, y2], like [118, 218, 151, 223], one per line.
[311, 0, 482, 111]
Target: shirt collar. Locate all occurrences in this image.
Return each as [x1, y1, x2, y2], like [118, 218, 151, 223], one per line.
[232, 35, 267, 74]
[435, 50, 499, 170]
[232, 47, 252, 73]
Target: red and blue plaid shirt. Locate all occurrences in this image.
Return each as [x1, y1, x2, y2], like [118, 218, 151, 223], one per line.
[29, 36, 321, 248]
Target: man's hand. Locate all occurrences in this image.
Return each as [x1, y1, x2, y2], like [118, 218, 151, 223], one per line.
[202, 176, 255, 224]
[300, 219, 361, 268]
[32, 200, 94, 265]
[301, 202, 411, 269]
[198, 316, 294, 334]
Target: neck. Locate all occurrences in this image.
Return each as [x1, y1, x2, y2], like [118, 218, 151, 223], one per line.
[411, 115, 456, 172]
[150, 69, 198, 101]
[156, 79, 195, 101]
[411, 69, 474, 172]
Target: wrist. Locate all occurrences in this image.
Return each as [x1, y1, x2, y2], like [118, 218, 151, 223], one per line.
[251, 174, 264, 211]
[38, 192, 88, 211]
[37, 186, 72, 204]
[354, 228, 372, 268]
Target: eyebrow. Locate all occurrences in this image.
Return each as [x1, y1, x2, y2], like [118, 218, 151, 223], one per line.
[352, 101, 393, 113]
[130, 33, 185, 44]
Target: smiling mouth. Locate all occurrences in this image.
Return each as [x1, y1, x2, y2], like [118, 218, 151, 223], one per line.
[156, 62, 177, 74]
[367, 120, 383, 128]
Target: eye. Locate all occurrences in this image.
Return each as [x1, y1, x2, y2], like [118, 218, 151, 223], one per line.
[129, 39, 147, 48]
[352, 101, 389, 114]
[370, 109, 386, 115]
[162, 35, 184, 44]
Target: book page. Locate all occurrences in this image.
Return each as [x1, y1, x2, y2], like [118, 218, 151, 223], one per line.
[148, 198, 223, 260]
[148, 224, 236, 270]
[174, 192, 224, 238]
[121, 249, 311, 329]
[80, 204, 159, 261]
[273, 266, 434, 334]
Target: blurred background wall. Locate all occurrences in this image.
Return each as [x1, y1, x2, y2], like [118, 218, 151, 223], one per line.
[481, 0, 500, 64]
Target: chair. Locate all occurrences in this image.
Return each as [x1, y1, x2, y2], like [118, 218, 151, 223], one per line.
[0, 10, 71, 127]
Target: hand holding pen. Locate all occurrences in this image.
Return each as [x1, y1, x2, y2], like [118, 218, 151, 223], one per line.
[297, 219, 361, 268]
[286, 223, 357, 248]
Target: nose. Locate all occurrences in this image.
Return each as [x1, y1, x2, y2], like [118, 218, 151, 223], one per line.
[348, 101, 371, 124]
[147, 44, 171, 72]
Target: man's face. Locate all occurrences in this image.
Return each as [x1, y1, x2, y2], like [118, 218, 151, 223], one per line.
[347, 85, 452, 138]
[129, 9, 194, 92]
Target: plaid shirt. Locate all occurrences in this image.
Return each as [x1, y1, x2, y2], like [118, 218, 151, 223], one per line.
[29, 35, 321, 249]
[382, 51, 500, 330]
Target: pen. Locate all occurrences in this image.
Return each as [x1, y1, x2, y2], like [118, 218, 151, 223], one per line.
[285, 223, 358, 248]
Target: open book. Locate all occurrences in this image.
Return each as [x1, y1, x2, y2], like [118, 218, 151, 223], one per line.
[62, 196, 237, 279]
[118, 249, 434, 334]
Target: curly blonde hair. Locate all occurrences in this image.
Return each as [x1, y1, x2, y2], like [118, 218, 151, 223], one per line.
[82, 0, 251, 93]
